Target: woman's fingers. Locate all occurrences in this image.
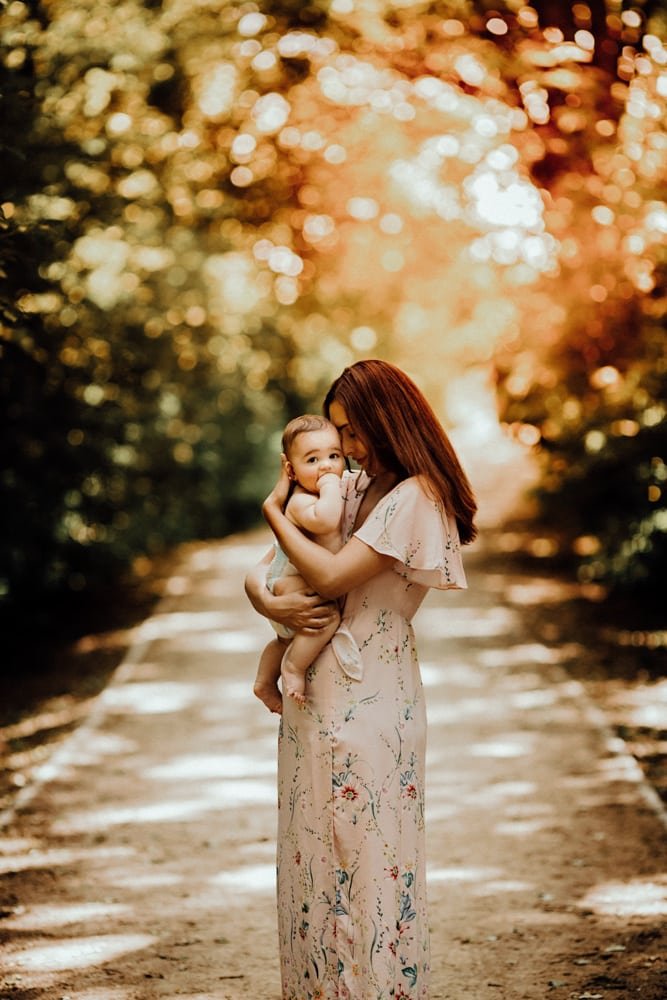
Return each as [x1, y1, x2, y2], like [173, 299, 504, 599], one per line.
[308, 601, 339, 627]
[262, 458, 292, 517]
[269, 584, 338, 632]
[290, 595, 336, 630]
[274, 457, 292, 504]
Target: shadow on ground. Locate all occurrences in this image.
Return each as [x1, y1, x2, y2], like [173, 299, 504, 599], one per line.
[0, 530, 665, 999]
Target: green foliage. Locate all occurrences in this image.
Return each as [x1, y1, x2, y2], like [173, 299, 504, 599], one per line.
[0, 4, 310, 626]
[1, 0, 665, 631]
[486, 2, 667, 603]
[498, 281, 667, 597]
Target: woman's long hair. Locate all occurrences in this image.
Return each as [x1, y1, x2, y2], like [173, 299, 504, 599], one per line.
[324, 359, 477, 544]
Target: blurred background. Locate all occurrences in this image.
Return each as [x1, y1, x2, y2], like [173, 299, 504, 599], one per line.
[1, 0, 665, 639]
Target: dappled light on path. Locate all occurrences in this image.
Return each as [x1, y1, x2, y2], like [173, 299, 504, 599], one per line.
[43, 992, 129, 1000]
[579, 878, 667, 918]
[3, 901, 132, 930]
[5, 934, 156, 973]
[210, 862, 276, 896]
[417, 539, 666, 995]
[1, 533, 665, 998]
[0, 842, 134, 876]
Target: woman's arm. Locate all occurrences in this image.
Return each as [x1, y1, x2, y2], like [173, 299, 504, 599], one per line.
[263, 471, 392, 599]
[244, 547, 340, 632]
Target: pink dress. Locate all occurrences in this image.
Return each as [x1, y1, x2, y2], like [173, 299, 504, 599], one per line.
[277, 470, 467, 1000]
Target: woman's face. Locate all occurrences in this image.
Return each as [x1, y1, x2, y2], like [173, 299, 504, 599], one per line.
[328, 400, 373, 472]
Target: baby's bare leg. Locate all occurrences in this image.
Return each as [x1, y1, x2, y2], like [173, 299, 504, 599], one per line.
[254, 638, 288, 714]
[272, 572, 307, 597]
[253, 574, 304, 713]
[281, 611, 341, 705]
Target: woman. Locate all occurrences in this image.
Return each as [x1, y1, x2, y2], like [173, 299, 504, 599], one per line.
[245, 359, 477, 1000]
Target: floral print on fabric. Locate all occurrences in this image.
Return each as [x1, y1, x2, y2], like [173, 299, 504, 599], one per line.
[277, 472, 466, 1000]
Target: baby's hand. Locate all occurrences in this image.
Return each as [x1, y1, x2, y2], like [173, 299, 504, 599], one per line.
[317, 471, 340, 488]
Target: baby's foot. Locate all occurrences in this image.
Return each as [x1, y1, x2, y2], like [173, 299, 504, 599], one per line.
[281, 662, 307, 706]
[253, 679, 283, 714]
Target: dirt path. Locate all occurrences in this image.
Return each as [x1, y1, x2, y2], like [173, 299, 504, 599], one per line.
[0, 421, 665, 999]
[1, 521, 665, 1000]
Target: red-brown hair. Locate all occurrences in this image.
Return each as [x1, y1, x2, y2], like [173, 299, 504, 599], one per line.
[324, 359, 477, 544]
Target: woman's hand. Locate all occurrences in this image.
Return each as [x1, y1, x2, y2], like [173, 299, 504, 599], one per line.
[262, 454, 291, 519]
[244, 546, 338, 635]
[269, 579, 339, 634]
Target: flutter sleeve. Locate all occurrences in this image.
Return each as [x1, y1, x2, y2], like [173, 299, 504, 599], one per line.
[354, 476, 467, 590]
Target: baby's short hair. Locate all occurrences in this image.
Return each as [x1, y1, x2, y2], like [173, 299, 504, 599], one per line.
[281, 414, 338, 458]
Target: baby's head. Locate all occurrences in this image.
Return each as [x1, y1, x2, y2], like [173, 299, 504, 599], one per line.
[282, 415, 345, 493]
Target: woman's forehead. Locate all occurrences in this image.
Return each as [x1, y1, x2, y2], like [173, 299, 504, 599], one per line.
[328, 399, 349, 428]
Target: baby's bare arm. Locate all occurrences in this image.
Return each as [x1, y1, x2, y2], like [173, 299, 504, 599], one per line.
[287, 474, 343, 535]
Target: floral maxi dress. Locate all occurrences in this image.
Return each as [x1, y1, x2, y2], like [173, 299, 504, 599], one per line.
[277, 471, 467, 1000]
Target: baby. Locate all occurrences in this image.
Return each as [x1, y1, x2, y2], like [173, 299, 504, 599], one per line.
[253, 414, 345, 712]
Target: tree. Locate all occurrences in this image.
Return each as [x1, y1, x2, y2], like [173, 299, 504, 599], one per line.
[1, 0, 665, 634]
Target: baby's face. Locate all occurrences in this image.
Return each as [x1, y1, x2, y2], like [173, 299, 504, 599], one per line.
[288, 427, 345, 494]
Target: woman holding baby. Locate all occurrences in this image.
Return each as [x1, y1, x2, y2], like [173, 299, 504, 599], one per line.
[246, 359, 477, 1000]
